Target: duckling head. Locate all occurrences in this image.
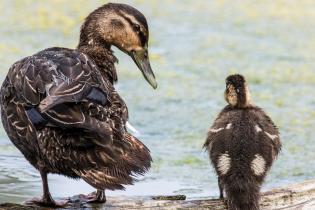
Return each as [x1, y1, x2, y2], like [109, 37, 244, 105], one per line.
[78, 3, 157, 89]
[224, 74, 251, 108]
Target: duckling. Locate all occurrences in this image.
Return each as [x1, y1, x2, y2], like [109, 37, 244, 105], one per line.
[204, 74, 281, 210]
[0, 3, 156, 207]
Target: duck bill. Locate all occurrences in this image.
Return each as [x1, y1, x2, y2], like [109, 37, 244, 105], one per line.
[130, 48, 157, 89]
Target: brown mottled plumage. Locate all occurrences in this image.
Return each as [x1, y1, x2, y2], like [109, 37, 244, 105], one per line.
[0, 3, 156, 207]
[204, 74, 281, 210]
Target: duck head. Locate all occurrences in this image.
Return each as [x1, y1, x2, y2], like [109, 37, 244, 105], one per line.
[78, 3, 157, 89]
[225, 74, 251, 108]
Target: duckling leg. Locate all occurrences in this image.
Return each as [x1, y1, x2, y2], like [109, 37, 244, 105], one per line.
[86, 190, 106, 203]
[24, 170, 69, 207]
[218, 178, 224, 199]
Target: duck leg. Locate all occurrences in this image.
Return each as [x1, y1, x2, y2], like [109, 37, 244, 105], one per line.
[218, 177, 224, 199]
[25, 170, 69, 207]
[86, 190, 106, 203]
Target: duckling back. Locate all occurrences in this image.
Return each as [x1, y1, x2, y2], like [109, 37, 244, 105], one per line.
[204, 106, 281, 210]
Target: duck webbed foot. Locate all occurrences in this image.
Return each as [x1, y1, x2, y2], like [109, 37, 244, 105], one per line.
[85, 190, 106, 203]
[24, 196, 69, 207]
[24, 169, 70, 207]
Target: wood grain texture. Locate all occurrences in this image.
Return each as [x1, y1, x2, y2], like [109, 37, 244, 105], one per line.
[1, 179, 315, 210]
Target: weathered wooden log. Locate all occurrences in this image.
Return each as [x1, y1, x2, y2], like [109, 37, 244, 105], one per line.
[1, 179, 315, 210]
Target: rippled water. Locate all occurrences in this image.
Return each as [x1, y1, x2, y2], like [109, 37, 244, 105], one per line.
[0, 0, 315, 203]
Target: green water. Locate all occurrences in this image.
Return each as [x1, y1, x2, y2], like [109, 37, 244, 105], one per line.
[0, 0, 315, 203]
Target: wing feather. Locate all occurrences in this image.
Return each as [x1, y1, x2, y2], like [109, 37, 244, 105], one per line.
[73, 133, 151, 190]
[3, 47, 150, 190]
[251, 107, 281, 159]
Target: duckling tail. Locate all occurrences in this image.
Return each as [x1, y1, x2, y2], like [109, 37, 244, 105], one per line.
[225, 174, 260, 210]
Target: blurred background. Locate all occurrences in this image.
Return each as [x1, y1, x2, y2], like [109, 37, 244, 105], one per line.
[0, 0, 315, 203]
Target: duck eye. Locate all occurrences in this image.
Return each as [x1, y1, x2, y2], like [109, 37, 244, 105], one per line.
[133, 24, 141, 32]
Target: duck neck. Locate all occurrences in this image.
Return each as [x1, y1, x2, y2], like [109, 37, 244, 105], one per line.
[77, 42, 118, 84]
[234, 99, 252, 109]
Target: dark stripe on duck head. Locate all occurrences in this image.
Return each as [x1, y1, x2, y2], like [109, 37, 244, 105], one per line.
[110, 19, 124, 29]
[107, 3, 148, 30]
[116, 10, 148, 47]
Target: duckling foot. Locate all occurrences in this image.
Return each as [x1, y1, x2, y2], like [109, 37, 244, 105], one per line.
[222, 198, 228, 208]
[24, 196, 69, 207]
[85, 190, 106, 203]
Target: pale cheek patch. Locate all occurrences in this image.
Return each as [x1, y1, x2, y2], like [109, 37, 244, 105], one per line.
[245, 84, 251, 105]
[217, 152, 231, 175]
[228, 94, 237, 106]
[227, 85, 237, 106]
[251, 154, 266, 176]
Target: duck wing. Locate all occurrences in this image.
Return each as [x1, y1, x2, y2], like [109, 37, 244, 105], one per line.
[9, 47, 120, 145]
[204, 106, 281, 163]
[5, 47, 151, 189]
[73, 133, 151, 190]
[203, 106, 234, 150]
[251, 107, 281, 160]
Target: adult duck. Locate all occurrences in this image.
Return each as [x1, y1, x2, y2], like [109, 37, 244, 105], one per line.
[0, 3, 156, 207]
